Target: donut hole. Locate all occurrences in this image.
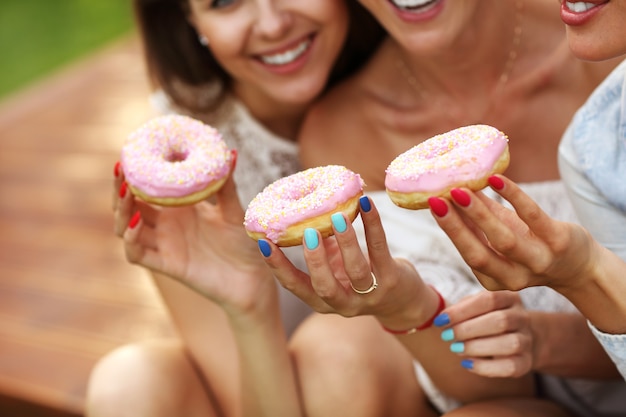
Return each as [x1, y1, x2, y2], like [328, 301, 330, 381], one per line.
[165, 148, 188, 163]
[291, 185, 316, 201]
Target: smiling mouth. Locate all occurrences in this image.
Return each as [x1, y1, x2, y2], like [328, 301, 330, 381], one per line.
[564, 1, 600, 12]
[390, 0, 440, 12]
[259, 38, 311, 66]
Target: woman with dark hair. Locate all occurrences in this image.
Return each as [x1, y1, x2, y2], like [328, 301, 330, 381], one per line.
[87, 1, 384, 417]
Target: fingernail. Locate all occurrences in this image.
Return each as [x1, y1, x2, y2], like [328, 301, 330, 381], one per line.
[304, 228, 319, 250]
[450, 188, 471, 207]
[428, 197, 448, 217]
[450, 342, 465, 353]
[230, 149, 238, 169]
[331, 213, 347, 233]
[488, 175, 504, 190]
[129, 211, 141, 229]
[114, 161, 121, 178]
[119, 182, 127, 199]
[434, 313, 450, 327]
[258, 239, 271, 257]
[359, 196, 371, 213]
[461, 359, 474, 370]
[441, 328, 455, 342]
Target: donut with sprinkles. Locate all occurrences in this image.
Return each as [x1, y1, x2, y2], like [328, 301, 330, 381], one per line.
[385, 124, 510, 209]
[244, 165, 365, 247]
[121, 115, 233, 206]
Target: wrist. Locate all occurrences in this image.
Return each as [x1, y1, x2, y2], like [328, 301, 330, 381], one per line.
[379, 286, 445, 335]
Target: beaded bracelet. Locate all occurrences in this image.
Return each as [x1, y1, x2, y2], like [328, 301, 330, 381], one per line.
[381, 286, 446, 335]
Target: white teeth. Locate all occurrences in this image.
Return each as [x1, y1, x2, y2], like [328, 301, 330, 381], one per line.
[260, 39, 310, 66]
[565, 2, 597, 12]
[392, 0, 437, 10]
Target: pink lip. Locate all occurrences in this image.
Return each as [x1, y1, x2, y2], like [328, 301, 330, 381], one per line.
[387, 0, 445, 23]
[560, 1, 607, 26]
[254, 35, 314, 75]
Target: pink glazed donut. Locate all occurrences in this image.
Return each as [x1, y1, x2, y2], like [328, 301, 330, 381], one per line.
[385, 124, 510, 209]
[244, 165, 365, 247]
[121, 115, 233, 206]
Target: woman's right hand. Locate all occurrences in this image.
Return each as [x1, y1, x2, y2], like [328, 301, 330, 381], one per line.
[111, 155, 277, 313]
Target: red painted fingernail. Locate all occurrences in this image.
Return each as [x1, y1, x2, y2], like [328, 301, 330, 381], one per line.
[129, 211, 141, 229]
[488, 175, 504, 190]
[114, 161, 121, 178]
[450, 189, 471, 207]
[119, 182, 127, 199]
[230, 149, 238, 169]
[428, 197, 448, 217]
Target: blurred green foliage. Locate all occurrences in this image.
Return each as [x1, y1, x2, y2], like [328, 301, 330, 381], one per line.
[0, 0, 134, 98]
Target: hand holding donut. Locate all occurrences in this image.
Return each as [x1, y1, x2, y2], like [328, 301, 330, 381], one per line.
[427, 174, 598, 292]
[258, 194, 441, 332]
[113, 149, 277, 311]
[385, 124, 510, 209]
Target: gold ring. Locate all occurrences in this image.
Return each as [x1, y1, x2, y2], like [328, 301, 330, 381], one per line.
[350, 272, 378, 294]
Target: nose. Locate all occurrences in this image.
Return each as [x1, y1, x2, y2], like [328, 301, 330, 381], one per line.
[253, 1, 292, 39]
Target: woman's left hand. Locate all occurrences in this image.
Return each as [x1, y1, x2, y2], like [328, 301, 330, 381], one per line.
[434, 290, 535, 378]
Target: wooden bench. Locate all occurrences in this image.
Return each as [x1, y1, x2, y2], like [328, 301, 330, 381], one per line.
[0, 34, 176, 417]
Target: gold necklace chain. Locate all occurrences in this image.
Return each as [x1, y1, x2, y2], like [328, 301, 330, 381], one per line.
[396, 0, 524, 101]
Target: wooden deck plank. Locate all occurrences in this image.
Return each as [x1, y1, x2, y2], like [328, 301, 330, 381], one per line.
[0, 34, 176, 416]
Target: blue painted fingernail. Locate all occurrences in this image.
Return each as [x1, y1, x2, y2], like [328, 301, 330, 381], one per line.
[441, 328, 455, 342]
[258, 239, 271, 257]
[331, 213, 347, 233]
[461, 359, 474, 370]
[434, 313, 450, 327]
[359, 196, 371, 212]
[304, 228, 319, 250]
[450, 342, 465, 353]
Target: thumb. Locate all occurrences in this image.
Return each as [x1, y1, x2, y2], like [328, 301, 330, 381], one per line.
[216, 149, 245, 222]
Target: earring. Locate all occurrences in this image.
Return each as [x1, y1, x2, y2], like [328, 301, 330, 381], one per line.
[198, 35, 209, 46]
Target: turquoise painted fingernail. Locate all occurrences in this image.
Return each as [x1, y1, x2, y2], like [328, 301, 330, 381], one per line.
[304, 228, 319, 250]
[434, 313, 450, 327]
[331, 213, 347, 233]
[258, 240, 271, 257]
[441, 328, 455, 342]
[461, 359, 474, 370]
[359, 196, 371, 212]
[450, 342, 465, 353]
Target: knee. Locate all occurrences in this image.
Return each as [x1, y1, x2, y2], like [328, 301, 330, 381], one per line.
[86, 339, 193, 417]
[290, 314, 379, 371]
[289, 314, 429, 417]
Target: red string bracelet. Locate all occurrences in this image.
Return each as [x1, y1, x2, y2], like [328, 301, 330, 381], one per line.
[381, 286, 446, 335]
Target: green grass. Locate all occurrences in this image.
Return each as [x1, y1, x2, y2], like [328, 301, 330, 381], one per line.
[0, 0, 134, 98]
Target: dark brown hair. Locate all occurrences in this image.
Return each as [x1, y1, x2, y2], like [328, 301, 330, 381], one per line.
[133, 0, 385, 113]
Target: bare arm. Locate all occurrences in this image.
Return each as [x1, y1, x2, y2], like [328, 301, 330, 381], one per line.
[114, 166, 303, 417]
[531, 311, 620, 379]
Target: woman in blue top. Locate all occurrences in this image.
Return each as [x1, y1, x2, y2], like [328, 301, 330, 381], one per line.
[429, 0, 626, 380]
